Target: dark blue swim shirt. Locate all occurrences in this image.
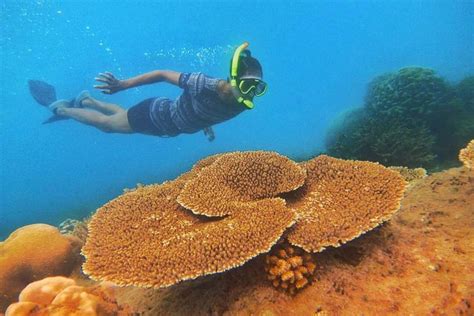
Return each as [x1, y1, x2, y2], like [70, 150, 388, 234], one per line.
[146, 72, 245, 136]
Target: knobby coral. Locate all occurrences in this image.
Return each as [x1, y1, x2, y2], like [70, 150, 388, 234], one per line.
[82, 151, 406, 292]
[5, 276, 129, 316]
[0, 224, 82, 311]
[459, 139, 474, 169]
[285, 155, 406, 253]
[265, 242, 317, 294]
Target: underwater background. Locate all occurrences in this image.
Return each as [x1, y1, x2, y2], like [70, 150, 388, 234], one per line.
[1, 0, 473, 239]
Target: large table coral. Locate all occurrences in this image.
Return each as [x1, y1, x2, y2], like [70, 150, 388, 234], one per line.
[82, 178, 296, 288]
[114, 165, 474, 316]
[285, 155, 406, 252]
[82, 151, 405, 291]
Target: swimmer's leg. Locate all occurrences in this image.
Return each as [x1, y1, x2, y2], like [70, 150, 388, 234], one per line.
[56, 107, 133, 134]
[81, 97, 125, 115]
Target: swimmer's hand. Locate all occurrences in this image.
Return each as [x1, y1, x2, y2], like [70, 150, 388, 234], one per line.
[94, 72, 126, 94]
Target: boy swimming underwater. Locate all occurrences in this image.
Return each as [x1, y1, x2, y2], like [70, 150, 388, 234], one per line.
[28, 43, 267, 139]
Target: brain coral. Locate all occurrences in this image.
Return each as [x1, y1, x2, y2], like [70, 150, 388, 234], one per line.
[177, 151, 306, 217]
[459, 139, 474, 169]
[285, 155, 406, 252]
[5, 276, 128, 316]
[0, 224, 82, 312]
[365, 67, 450, 118]
[82, 179, 296, 289]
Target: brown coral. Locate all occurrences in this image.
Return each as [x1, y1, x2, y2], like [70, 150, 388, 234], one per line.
[177, 151, 306, 217]
[459, 139, 474, 169]
[83, 151, 407, 292]
[265, 242, 317, 295]
[286, 155, 406, 253]
[0, 224, 82, 311]
[82, 179, 296, 289]
[388, 166, 427, 182]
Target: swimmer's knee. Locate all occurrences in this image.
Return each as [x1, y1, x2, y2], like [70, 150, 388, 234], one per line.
[95, 117, 115, 133]
[98, 113, 131, 134]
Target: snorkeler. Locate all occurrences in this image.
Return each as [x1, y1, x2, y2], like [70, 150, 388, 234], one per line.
[28, 42, 267, 140]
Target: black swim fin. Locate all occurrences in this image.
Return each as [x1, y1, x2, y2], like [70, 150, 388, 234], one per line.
[28, 80, 57, 106]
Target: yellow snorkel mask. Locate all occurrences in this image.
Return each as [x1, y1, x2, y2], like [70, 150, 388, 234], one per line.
[230, 42, 267, 109]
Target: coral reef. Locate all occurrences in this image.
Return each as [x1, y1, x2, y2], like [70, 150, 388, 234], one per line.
[326, 68, 474, 169]
[264, 242, 317, 294]
[365, 67, 450, 118]
[0, 224, 82, 311]
[285, 155, 406, 252]
[58, 218, 89, 244]
[388, 166, 427, 182]
[459, 139, 474, 169]
[455, 75, 474, 109]
[5, 276, 130, 315]
[115, 165, 474, 315]
[327, 111, 437, 168]
[82, 178, 296, 289]
[177, 151, 306, 217]
[82, 151, 405, 291]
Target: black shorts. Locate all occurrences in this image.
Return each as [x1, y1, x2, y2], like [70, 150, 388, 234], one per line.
[127, 98, 164, 136]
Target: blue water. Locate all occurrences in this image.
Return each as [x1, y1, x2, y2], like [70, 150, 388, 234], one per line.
[1, 0, 472, 239]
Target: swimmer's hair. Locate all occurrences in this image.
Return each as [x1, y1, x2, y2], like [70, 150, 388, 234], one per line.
[238, 56, 263, 80]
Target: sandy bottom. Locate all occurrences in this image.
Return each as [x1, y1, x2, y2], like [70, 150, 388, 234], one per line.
[115, 167, 474, 315]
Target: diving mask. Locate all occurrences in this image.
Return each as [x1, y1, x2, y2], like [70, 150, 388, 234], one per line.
[238, 78, 267, 96]
[230, 42, 266, 109]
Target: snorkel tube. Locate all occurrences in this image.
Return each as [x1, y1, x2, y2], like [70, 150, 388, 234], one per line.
[230, 42, 254, 109]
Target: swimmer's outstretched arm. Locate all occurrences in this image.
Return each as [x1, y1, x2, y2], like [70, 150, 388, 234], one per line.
[94, 70, 182, 95]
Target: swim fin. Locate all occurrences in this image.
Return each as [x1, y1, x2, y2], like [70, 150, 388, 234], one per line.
[28, 80, 57, 106]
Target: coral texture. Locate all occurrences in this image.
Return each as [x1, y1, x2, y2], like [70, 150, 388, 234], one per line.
[265, 242, 317, 294]
[18, 276, 75, 305]
[325, 68, 474, 169]
[82, 151, 405, 291]
[459, 139, 474, 169]
[0, 224, 82, 311]
[115, 166, 474, 316]
[82, 179, 296, 289]
[286, 155, 406, 252]
[5, 277, 129, 316]
[365, 67, 450, 117]
[327, 111, 437, 168]
[58, 218, 89, 244]
[177, 151, 306, 217]
[388, 166, 427, 182]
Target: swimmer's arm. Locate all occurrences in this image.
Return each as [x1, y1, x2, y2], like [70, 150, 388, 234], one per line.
[94, 70, 181, 94]
[122, 70, 181, 89]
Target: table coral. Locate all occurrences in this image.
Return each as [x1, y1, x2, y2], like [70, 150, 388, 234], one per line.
[286, 155, 406, 253]
[177, 151, 306, 217]
[82, 179, 296, 289]
[82, 151, 406, 292]
[0, 224, 82, 311]
[115, 165, 473, 316]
